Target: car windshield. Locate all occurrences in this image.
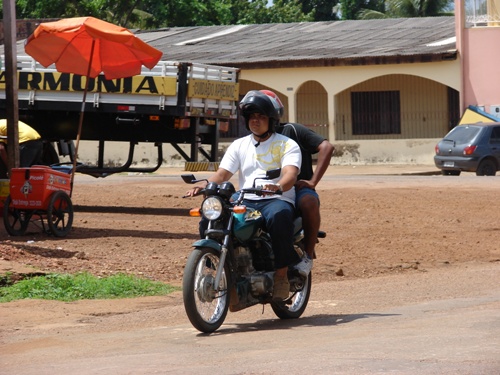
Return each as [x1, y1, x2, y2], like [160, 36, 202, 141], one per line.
[443, 126, 481, 145]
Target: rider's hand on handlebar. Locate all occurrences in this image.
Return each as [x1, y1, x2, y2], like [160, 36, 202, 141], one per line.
[262, 183, 282, 196]
[184, 185, 204, 198]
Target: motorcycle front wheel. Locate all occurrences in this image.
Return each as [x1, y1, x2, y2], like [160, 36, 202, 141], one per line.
[182, 247, 230, 333]
[271, 272, 312, 319]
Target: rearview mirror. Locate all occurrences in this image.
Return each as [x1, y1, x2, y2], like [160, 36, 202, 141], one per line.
[266, 168, 281, 180]
[181, 174, 197, 184]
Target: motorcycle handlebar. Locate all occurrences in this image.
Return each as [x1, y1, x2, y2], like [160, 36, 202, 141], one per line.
[182, 188, 205, 198]
[242, 187, 283, 196]
[182, 187, 282, 199]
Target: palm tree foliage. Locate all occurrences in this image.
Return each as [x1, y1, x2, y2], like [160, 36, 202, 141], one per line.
[356, 0, 454, 20]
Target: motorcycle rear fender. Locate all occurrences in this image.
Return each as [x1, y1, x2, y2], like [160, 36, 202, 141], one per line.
[192, 239, 222, 252]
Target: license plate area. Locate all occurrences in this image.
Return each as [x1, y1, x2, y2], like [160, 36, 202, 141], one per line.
[443, 162, 455, 167]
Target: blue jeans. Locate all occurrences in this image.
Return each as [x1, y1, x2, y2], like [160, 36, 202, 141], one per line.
[295, 187, 319, 214]
[243, 198, 300, 269]
[199, 198, 300, 269]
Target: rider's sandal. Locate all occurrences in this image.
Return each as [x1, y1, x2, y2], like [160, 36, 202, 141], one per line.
[273, 275, 290, 301]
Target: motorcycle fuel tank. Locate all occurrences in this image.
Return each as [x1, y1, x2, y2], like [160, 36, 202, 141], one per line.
[233, 209, 263, 243]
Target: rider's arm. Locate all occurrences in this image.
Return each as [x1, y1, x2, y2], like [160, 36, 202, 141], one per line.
[308, 140, 334, 188]
[276, 165, 299, 192]
[207, 168, 233, 185]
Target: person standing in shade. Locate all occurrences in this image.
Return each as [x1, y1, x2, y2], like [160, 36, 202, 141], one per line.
[0, 120, 43, 177]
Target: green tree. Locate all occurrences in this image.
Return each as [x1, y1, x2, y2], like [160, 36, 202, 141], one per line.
[297, 0, 341, 21]
[358, 0, 454, 20]
[340, 0, 363, 19]
[267, 0, 315, 23]
[138, 0, 210, 27]
[220, 0, 313, 25]
[339, 0, 385, 19]
[13, 0, 101, 18]
[1, 0, 320, 28]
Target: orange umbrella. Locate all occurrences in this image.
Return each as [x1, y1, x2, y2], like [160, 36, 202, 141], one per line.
[24, 16, 162, 79]
[24, 17, 163, 193]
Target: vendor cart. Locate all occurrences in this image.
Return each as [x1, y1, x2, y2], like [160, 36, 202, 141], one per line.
[2, 166, 73, 237]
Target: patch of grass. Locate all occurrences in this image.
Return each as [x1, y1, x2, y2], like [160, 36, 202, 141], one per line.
[0, 272, 180, 303]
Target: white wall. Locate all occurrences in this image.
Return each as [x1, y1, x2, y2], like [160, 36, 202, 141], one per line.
[74, 138, 438, 168]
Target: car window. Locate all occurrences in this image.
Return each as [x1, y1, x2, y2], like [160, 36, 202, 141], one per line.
[444, 126, 481, 144]
[490, 127, 500, 144]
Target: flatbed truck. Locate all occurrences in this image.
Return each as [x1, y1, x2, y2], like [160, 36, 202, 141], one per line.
[0, 55, 239, 177]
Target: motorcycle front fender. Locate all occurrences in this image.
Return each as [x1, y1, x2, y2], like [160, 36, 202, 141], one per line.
[192, 239, 222, 252]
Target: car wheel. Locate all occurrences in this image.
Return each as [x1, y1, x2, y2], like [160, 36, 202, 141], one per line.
[442, 170, 461, 176]
[476, 159, 496, 176]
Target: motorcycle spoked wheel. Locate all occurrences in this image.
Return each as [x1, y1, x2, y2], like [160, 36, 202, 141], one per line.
[182, 247, 230, 333]
[271, 272, 312, 319]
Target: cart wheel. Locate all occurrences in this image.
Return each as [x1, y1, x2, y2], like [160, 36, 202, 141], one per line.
[3, 195, 31, 236]
[47, 190, 73, 237]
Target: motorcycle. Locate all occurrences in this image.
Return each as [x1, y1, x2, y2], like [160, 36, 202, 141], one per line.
[181, 168, 325, 333]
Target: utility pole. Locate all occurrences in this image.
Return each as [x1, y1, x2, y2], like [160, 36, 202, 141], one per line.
[3, 0, 20, 175]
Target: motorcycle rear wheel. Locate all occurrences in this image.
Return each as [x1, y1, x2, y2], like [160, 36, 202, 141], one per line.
[271, 272, 312, 319]
[182, 247, 230, 333]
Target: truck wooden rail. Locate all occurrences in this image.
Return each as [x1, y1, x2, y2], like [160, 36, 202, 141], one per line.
[0, 56, 239, 177]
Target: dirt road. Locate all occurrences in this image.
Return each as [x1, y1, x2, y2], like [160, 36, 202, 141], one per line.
[1, 166, 499, 374]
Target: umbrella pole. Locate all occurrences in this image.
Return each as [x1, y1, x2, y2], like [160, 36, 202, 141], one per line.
[70, 39, 96, 197]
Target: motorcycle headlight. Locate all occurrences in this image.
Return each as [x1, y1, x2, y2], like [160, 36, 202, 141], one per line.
[201, 196, 223, 220]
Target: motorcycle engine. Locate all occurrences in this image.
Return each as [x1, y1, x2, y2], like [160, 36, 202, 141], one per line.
[250, 239, 274, 272]
[235, 246, 273, 296]
[235, 246, 255, 275]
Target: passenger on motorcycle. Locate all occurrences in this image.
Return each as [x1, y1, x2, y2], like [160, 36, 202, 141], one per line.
[260, 91, 335, 268]
[185, 90, 302, 300]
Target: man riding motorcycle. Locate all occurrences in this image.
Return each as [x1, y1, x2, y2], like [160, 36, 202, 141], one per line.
[185, 90, 304, 300]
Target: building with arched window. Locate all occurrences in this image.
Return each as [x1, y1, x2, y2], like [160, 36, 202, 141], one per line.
[138, 16, 459, 164]
[5, 0, 499, 166]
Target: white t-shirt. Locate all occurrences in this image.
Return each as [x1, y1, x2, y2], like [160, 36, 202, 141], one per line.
[219, 133, 301, 205]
